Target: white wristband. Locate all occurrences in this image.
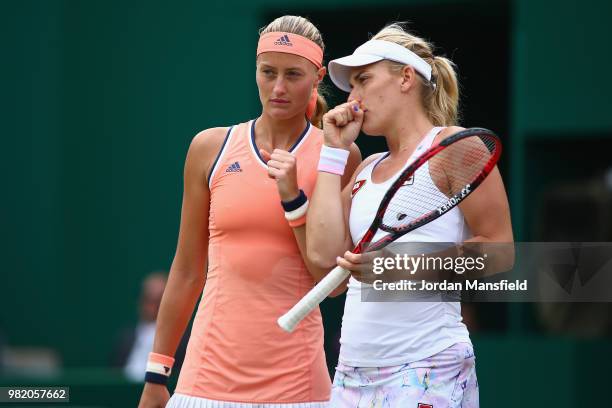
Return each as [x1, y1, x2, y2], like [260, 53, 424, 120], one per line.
[146, 361, 172, 377]
[318, 145, 350, 176]
[285, 200, 309, 221]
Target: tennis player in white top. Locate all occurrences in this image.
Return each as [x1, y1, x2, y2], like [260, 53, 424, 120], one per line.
[307, 23, 513, 407]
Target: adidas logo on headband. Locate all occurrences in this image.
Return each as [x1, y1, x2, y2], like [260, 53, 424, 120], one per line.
[274, 34, 293, 47]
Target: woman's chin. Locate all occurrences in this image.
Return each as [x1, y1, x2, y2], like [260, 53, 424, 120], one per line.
[361, 123, 382, 137]
[265, 106, 302, 120]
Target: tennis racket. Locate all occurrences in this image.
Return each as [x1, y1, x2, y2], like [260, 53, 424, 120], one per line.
[278, 127, 502, 332]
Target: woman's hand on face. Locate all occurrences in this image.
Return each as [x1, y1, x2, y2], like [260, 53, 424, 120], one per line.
[260, 148, 300, 202]
[322, 101, 364, 149]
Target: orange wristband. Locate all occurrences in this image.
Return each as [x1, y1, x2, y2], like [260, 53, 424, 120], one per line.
[288, 214, 307, 228]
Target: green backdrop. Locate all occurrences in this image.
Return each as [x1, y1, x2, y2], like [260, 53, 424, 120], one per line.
[2, 0, 611, 406]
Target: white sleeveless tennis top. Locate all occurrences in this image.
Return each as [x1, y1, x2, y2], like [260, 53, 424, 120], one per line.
[340, 127, 472, 367]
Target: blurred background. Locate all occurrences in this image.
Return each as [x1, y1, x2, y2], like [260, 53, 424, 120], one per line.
[2, 0, 612, 406]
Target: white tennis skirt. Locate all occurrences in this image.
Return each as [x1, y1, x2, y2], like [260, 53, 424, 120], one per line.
[166, 393, 328, 408]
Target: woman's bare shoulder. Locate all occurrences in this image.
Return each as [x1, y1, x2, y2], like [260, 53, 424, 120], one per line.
[435, 125, 466, 143]
[184, 127, 233, 182]
[190, 127, 231, 157]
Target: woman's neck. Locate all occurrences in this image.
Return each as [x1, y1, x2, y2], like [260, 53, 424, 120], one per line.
[255, 113, 308, 151]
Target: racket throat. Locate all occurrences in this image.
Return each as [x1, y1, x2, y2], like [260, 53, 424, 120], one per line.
[355, 230, 376, 253]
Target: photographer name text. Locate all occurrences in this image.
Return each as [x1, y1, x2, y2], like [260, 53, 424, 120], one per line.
[373, 279, 528, 291]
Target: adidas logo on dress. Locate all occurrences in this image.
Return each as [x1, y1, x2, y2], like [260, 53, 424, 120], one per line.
[225, 162, 242, 173]
[273, 34, 292, 46]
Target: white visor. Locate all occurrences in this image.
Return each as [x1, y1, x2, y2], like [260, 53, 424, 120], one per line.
[328, 40, 432, 92]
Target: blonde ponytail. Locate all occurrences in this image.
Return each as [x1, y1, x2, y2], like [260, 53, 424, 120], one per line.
[427, 56, 459, 126]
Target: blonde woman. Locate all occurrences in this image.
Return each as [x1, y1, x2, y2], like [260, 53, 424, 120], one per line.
[307, 23, 512, 407]
[137, 15, 361, 408]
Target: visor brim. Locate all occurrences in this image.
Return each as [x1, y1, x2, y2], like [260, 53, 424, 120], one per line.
[328, 54, 384, 92]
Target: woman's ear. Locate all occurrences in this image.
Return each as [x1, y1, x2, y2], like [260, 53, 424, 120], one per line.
[316, 66, 327, 86]
[399, 65, 417, 92]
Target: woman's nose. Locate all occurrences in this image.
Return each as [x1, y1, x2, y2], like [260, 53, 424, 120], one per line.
[272, 77, 287, 95]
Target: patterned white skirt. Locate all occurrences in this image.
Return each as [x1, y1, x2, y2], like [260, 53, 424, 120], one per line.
[330, 342, 478, 408]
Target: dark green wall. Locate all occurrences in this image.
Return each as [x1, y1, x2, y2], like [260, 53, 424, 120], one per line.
[2, 0, 611, 405]
[1, 0, 64, 358]
[510, 0, 612, 240]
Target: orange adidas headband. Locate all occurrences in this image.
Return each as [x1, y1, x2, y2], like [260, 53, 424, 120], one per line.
[257, 32, 323, 69]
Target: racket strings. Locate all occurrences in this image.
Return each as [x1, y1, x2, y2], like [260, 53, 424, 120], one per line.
[382, 134, 498, 231]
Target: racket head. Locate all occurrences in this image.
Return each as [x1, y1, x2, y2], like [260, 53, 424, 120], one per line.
[364, 128, 501, 252]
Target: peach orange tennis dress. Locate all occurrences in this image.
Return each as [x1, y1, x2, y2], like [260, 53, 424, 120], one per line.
[167, 119, 330, 408]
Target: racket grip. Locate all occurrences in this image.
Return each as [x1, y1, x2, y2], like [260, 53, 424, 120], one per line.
[278, 265, 350, 333]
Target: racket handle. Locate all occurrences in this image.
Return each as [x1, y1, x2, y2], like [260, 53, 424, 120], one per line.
[278, 265, 350, 333]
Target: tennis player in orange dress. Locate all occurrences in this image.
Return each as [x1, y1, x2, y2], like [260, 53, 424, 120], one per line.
[137, 15, 361, 408]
